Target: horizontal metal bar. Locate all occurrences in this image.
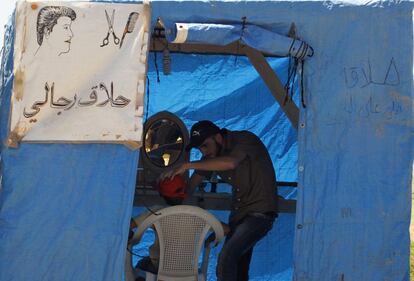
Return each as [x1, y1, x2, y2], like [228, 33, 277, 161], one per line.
[200, 180, 298, 188]
[277, 181, 298, 187]
[134, 189, 296, 213]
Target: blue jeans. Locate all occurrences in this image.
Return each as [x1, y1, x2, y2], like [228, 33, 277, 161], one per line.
[216, 213, 276, 281]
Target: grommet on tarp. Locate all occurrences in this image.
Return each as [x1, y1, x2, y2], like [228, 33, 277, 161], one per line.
[297, 224, 303, 229]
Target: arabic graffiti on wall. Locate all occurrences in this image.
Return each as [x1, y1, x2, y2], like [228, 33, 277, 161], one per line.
[343, 58, 400, 89]
[342, 58, 407, 121]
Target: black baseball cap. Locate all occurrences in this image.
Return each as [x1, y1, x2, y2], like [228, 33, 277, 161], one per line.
[186, 120, 221, 151]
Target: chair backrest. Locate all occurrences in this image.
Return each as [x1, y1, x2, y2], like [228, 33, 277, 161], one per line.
[130, 205, 224, 281]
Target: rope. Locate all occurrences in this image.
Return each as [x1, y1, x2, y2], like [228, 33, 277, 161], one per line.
[290, 58, 298, 101]
[285, 36, 311, 108]
[152, 37, 160, 83]
[300, 61, 306, 108]
[234, 16, 247, 65]
[145, 75, 150, 122]
[284, 57, 299, 105]
[283, 58, 291, 105]
[288, 39, 296, 55]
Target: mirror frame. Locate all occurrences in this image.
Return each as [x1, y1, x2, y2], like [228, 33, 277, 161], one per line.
[144, 117, 185, 168]
[139, 111, 190, 184]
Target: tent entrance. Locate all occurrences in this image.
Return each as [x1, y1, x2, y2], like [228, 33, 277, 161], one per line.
[133, 22, 303, 213]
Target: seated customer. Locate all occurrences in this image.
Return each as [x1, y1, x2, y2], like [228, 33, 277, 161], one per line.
[129, 175, 187, 275]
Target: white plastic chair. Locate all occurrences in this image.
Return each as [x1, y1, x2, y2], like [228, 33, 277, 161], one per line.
[125, 205, 225, 281]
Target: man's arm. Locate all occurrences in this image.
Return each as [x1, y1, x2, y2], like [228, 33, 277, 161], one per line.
[205, 221, 230, 246]
[128, 211, 151, 242]
[131, 211, 151, 229]
[188, 156, 242, 171]
[221, 222, 230, 235]
[186, 172, 204, 196]
[161, 151, 246, 180]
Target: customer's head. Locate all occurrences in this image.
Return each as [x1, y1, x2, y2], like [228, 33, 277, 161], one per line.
[157, 175, 187, 205]
[186, 120, 223, 158]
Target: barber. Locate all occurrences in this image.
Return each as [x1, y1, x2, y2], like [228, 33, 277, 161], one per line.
[161, 120, 278, 281]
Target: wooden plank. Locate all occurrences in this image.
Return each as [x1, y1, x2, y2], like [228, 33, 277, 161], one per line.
[242, 45, 299, 129]
[150, 38, 279, 57]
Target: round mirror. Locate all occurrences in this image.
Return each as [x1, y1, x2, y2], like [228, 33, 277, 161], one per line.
[144, 119, 184, 167]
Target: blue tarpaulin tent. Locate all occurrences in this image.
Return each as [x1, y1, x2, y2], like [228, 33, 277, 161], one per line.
[1, 0, 413, 280]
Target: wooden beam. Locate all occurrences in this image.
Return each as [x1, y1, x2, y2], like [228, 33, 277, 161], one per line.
[243, 45, 299, 129]
[149, 38, 280, 57]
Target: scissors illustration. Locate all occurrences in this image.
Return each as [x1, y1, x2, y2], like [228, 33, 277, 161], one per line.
[101, 9, 120, 47]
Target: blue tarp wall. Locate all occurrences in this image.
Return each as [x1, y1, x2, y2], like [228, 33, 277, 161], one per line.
[0, 14, 140, 280]
[1, 1, 413, 281]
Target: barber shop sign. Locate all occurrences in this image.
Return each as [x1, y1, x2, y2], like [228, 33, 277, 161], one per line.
[8, 1, 150, 145]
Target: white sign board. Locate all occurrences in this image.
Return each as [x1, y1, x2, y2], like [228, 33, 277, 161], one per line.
[8, 1, 150, 145]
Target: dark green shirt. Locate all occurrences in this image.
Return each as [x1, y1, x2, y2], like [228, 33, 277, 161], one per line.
[196, 129, 278, 224]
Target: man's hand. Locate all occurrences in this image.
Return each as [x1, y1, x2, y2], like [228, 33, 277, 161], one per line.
[128, 229, 134, 242]
[204, 222, 230, 247]
[128, 219, 137, 242]
[159, 163, 188, 180]
[222, 223, 230, 235]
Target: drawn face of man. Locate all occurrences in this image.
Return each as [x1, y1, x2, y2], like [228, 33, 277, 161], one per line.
[45, 16, 73, 55]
